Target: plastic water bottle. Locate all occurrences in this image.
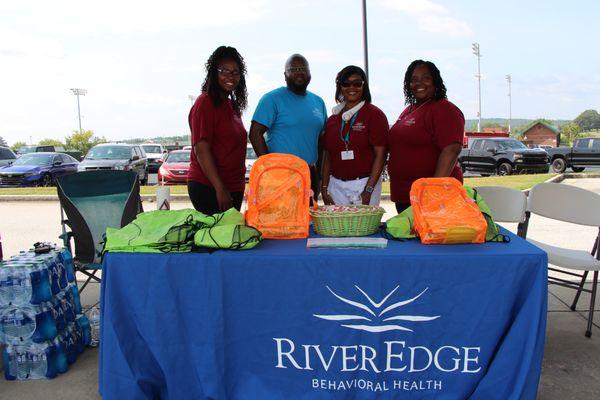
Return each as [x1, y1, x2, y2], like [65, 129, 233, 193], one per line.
[89, 307, 100, 347]
[76, 314, 91, 347]
[0, 306, 36, 344]
[58, 249, 75, 283]
[0, 265, 32, 306]
[3, 345, 30, 380]
[68, 283, 82, 315]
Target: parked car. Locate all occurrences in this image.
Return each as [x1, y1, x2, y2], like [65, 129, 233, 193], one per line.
[546, 137, 600, 173]
[157, 150, 191, 184]
[0, 152, 79, 187]
[17, 145, 83, 161]
[141, 143, 167, 173]
[459, 138, 549, 176]
[0, 146, 17, 168]
[78, 143, 148, 184]
[245, 145, 257, 182]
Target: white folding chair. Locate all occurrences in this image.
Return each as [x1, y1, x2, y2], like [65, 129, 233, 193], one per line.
[524, 182, 600, 337]
[473, 186, 528, 237]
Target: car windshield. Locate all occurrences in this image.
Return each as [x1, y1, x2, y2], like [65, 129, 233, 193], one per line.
[497, 140, 528, 150]
[18, 146, 36, 154]
[142, 145, 162, 153]
[246, 147, 257, 159]
[85, 146, 131, 160]
[165, 152, 190, 163]
[12, 154, 53, 166]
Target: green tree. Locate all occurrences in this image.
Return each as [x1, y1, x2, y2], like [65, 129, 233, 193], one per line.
[11, 141, 27, 152]
[559, 122, 581, 146]
[482, 122, 507, 130]
[574, 109, 600, 131]
[38, 138, 65, 147]
[0, 136, 7, 147]
[65, 130, 107, 155]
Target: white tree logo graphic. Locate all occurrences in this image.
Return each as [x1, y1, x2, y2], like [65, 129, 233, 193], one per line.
[314, 285, 440, 333]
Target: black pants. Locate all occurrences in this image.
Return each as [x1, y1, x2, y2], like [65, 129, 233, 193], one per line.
[310, 165, 320, 204]
[395, 202, 411, 214]
[187, 181, 243, 215]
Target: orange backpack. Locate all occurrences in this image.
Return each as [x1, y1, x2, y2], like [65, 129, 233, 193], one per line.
[245, 153, 311, 239]
[410, 177, 487, 244]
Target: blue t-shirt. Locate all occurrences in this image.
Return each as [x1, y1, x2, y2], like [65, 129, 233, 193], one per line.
[252, 87, 327, 165]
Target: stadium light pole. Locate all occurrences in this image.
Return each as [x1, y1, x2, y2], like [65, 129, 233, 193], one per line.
[188, 94, 196, 106]
[506, 74, 512, 134]
[70, 88, 87, 134]
[362, 0, 369, 81]
[471, 43, 482, 132]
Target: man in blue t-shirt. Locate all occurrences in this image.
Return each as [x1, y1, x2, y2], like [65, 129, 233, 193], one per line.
[249, 54, 327, 200]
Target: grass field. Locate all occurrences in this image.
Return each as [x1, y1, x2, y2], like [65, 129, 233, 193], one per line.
[0, 173, 560, 196]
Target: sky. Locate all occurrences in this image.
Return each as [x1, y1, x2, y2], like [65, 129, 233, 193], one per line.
[1, 0, 599, 146]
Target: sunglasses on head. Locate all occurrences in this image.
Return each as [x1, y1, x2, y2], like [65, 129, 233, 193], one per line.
[341, 80, 365, 88]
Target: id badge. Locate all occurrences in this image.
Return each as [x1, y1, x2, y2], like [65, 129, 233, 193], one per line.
[341, 150, 354, 160]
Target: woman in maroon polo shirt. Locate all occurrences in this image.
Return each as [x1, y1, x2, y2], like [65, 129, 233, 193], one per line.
[187, 46, 248, 215]
[321, 65, 388, 206]
[388, 60, 465, 213]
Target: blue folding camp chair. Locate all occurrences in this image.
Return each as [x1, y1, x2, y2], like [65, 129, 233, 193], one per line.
[57, 170, 142, 292]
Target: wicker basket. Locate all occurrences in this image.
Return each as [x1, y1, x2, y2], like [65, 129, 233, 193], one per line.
[310, 205, 385, 237]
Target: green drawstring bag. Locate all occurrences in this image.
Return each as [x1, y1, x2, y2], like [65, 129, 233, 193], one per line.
[384, 186, 510, 243]
[384, 207, 417, 240]
[194, 224, 262, 250]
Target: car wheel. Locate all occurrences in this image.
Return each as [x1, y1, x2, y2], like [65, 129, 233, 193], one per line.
[571, 167, 585, 173]
[551, 158, 566, 173]
[140, 172, 148, 186]
[41, 174, 53, 187]
[497, 162, 513, 176]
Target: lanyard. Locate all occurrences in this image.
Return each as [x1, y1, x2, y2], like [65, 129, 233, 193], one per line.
[339, 113, 359, 150]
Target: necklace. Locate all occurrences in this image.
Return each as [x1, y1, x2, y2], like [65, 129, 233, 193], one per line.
[399, 99, 431, 122]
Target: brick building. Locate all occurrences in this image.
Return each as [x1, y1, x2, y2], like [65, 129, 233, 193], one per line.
[521, 122, 560, 147]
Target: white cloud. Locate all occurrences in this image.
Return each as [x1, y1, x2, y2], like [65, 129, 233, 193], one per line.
[380, 0, 473, 37]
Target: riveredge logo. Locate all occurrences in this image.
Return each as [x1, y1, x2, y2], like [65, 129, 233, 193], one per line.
[273, 285, 482, 394]
[314, 285, 440, 332]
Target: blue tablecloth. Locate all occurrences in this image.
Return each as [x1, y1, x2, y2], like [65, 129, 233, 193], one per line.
[99, 231, 547, 400]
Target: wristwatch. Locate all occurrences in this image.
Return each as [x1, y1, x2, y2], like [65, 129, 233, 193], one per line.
[364, 185, 375, 193]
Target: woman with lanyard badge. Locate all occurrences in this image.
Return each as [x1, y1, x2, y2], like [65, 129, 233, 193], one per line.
[387, 60, 465, 213]
[321, 66, 388, 205]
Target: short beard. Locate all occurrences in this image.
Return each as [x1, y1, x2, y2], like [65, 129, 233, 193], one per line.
[285, 77, 309, 94]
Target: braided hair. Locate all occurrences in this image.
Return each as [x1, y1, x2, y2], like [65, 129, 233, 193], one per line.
[201, 46, 248, 114]
[403, 60, 447, 105]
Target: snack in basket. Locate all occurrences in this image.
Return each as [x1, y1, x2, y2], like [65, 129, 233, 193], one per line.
[309, 205, 385, 237]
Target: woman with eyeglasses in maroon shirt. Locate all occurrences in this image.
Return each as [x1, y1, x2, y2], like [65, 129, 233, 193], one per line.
[187, 46, 248, 215]
[320, 66, 388, 206]
[387, 60, 465, 213]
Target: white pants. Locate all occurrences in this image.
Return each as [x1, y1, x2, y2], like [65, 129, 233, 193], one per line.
[327, 175, 382, 206]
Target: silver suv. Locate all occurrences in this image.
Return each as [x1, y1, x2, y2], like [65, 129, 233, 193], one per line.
[0, 146, 17, 168]
[78, 143, 148, 184]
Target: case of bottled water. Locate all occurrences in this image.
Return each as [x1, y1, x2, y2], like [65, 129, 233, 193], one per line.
[0, 244, 90, 380]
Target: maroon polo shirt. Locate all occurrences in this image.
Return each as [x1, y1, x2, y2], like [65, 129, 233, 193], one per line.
[323, 103, 388, 180]
[188, 93, 247, 192]
[387, 99, 465, 203]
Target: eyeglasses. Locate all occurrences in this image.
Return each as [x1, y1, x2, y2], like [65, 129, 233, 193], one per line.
[217, 68, 241, 77]
[341, 80, 365, 89]
[286, 66, 309, 74]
